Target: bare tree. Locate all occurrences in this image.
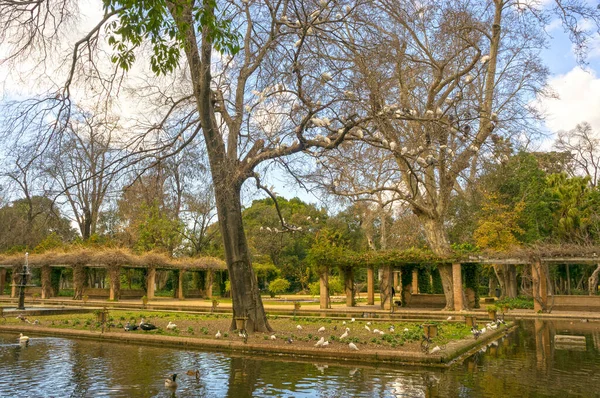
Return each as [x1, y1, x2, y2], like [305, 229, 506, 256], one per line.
[47, 106, 119, 240]
[554, 122, 600, 187]
[303, 0, 600, 309]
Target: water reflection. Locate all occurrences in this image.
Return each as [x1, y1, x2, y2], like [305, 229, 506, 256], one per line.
[1, 319, 599, 397]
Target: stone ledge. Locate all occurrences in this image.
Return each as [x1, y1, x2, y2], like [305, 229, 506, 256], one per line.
[0, 322, 513, 368]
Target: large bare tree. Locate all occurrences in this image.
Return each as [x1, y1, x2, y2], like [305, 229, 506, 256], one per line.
[303, 0, 600, 309]
[0, 0, 372, 331]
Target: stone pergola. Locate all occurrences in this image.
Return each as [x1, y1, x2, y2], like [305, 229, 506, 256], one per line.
[316, 247, 600, 312]
[0, 250, 227, 301]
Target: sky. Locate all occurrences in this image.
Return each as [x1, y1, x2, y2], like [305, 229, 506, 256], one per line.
[2, 1, 600, 207]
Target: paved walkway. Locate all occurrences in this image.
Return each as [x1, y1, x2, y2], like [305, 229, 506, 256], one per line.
[2, 295, 600, 321]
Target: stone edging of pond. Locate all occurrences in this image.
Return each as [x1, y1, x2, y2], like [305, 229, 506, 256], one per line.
[0, 322, 514, 368]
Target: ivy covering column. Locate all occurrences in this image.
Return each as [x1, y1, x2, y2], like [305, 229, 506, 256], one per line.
[205, 269, 214, 299]
[379, 265, 393, 310]
[463, 263, 480, 309]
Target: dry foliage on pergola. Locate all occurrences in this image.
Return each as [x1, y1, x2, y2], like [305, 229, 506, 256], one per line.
[0, 249, 226, 271]
[474, 244, 600, 264]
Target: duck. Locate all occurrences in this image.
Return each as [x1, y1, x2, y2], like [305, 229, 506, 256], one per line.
[164, 374, 178, 389]
[166, 322, 177, 330]
[186, 369, 200, 381]
[124, 322, 138, 331]
[139, 319, 158, 331]
[19, 333, 29, 345]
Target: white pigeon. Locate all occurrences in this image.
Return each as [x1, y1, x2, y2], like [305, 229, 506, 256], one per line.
[480, 327, 487, 334]
[318, 326, 326, 333]
[379, 331, 385, 336]
[389, 326, 395, 333]
[430, 346, 441, 354]
[373, 328, 380, 334]
[349, 342, 359, 351]
[342, 321, 346, 325]
[366, 321, 371, 326]
[340, 330, 349, 339]
[404, 328, 409, 332]
[297, 325, 303, 331]
[365, 325, 371, 332]
[447, 316, 452, 321]
[166, 322, 177, 330]
[315, 337, 325, 347]
[215, 330, 222, 339]
[322, 341, 329, 347]
[351, 318, 355, 322]
[270, 335, 277, 340]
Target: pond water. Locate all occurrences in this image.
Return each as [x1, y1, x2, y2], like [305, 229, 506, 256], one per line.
[1, 320, 599, 397]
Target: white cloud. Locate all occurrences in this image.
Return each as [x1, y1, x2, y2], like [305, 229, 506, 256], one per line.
[537, 67, 600, 134]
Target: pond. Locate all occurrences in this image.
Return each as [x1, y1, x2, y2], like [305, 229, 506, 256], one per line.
[1, 320, 599, 397]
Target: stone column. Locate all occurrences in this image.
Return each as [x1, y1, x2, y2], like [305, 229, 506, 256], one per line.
[109, 265, 121, 301]
[343, 268, 354, 307]
[73, 265, 85, 300]
[178, 269, 185, 300]
[0, 268, 6, 295]
[205, 269, 214, 299]
[367, 266, 374, 305]
[532, 260, 548, 313]
[319, 267, 329, 309]
[11, 266, 19, 298]
[146, 267, 156, 299]
[393, 271, 399, 292]
[411, 269, 419, 294]
[41, 265, 52, 299]
[452, 263, 464, 311]
[379, 265, 393, 310]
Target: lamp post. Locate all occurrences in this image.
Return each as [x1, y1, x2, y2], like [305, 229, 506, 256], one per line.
[17, 253, 29, 310]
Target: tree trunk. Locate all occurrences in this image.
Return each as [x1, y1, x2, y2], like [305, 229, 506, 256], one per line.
[589, 264, 600, 295]
[214, 183, 271, 333]
[421, 218, 459, 310]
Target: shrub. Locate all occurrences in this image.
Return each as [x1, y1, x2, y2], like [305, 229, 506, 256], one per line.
[268, 278, 290, 297]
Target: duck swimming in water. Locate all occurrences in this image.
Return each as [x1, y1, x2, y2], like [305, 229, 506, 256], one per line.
[164, 374, 178, 389]
[19, 333, 29, 346]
